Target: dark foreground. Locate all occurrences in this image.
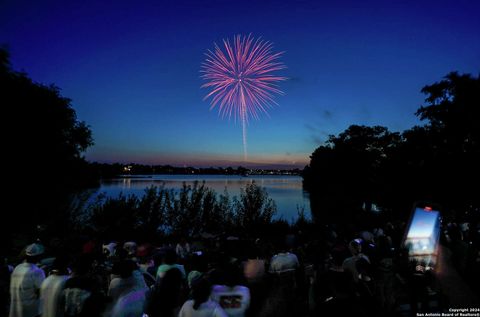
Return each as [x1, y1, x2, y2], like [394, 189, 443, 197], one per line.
[2, 210, 479, 317]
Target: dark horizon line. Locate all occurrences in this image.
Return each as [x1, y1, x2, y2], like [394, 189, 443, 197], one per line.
[88, 160, 305, 171]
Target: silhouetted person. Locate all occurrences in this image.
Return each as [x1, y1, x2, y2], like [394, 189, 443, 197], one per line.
[314, 248, 355, 316]
[342, 239, 370, 283]
[156, 248, 186, 280]
[39, 255, 70, 317]
[108, 259, 146, 303]
[178, 277, 227, 317]
[9, 243, 46, 317]
[145, 267, 184, 317]
[211, 263, 250, 317]
[0, 256, 13, 316]
[62, 255, 106, 317]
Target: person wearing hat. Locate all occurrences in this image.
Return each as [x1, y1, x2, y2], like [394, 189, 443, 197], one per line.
[9, 243, 46, 317]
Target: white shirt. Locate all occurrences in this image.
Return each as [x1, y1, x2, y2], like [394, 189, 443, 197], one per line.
[40, 274, 69, 317]
[111, 289, 146, 317]
[178, 299, 227, 317]
[108, 273, 146, 303]
[211, 285, 250, 317]
[9, 262, 45, 317]
[269, 253, 299, 274]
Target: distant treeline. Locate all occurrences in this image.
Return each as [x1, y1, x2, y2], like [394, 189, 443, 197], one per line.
[89, 162, 302, 179]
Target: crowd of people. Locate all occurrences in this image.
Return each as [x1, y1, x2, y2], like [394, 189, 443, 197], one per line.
[1, 212, 479, 317]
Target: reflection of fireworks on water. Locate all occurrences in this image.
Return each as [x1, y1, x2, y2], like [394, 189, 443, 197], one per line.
[201, 34, 286, 160]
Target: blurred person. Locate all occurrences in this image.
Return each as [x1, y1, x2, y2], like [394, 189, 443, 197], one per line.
[63, 255, 106, 317]
[243, 247, 266, 283]
[110, 288, 146, 317]
[178, 277, 227, 317]
[374, 235, 395, 314]
[123, 242, 138, 261]
[9, 243, 46, 317]
[102, 242, 117, 259]
[145, 267, 184, 317]
[176, 239, 191, 261]
[313, 248, 355, 316]
[137, 256, 156, 289]
[261, 247, 300, 317]
[269, 248, 299, 274]
[39, 255, 70, 317]
[342, 239, 370, 282]
[242, 244, 268, 317]
[211, 264, 250, 317]
[0, 256, 13, 315]
[108, 260, 146, 303]
[187, 254, 207, 289]
[156, 248, 186, 280]
[355, 258, 377, 316]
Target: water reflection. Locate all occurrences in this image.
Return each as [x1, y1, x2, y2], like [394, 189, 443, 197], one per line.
[97, 175, 310, 221]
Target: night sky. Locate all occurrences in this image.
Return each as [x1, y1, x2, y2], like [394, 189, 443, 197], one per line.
[1, 0, 479, 168]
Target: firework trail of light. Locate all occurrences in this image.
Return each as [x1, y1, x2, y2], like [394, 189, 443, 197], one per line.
[201, 34, 286, 161]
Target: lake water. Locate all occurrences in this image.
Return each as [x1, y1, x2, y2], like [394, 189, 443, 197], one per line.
[96, 175, 310, 221]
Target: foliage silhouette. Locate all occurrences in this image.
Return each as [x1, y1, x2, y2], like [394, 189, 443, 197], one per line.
[303, 72, 480, 220]
[79, 182, 277, 241]
[1, 47, 94, 244]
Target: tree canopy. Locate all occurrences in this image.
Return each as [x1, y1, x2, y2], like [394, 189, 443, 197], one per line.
[1, 47, 95, 239]
[303, 72, 480, 220]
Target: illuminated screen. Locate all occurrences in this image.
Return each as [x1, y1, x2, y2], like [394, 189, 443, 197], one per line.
[404, 207, 440, 265]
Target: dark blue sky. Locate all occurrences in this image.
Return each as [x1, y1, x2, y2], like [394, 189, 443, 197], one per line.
[2, 0, 479, 168]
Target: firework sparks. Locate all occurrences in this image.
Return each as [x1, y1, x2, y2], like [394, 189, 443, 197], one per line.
[201, 34, 286, 161]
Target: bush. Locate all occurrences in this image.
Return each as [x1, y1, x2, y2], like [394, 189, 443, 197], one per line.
[74, 181, 277, 240]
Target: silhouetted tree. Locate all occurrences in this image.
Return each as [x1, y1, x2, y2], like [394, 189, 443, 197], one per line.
[1, 47, 94, 242]
[384, 72, 480, 212]
[413, 72, 480, 208]
[303, 72, 480, 220]
[303, 125, 400, 221]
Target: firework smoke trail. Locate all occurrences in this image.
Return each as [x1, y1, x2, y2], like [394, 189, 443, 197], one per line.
[201, 34, 286, 161]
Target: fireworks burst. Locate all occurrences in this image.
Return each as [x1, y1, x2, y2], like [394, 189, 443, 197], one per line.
[201, 34, 286, 161]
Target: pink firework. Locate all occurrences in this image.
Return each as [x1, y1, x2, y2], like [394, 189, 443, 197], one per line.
[201, 34, 286, 161]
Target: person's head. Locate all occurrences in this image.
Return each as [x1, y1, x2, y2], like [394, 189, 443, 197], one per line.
[190, 253, 207, 273]
[136, 244, 152, 258]
[103, 242, 117, 258]
[191, 277, 212, 310]
[25, 243, 44, 263]
[123, 241, 137, 256]
[51, 254, 70, 275]
[348, 239, 362, 256]
[159, 267, 183, 292]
